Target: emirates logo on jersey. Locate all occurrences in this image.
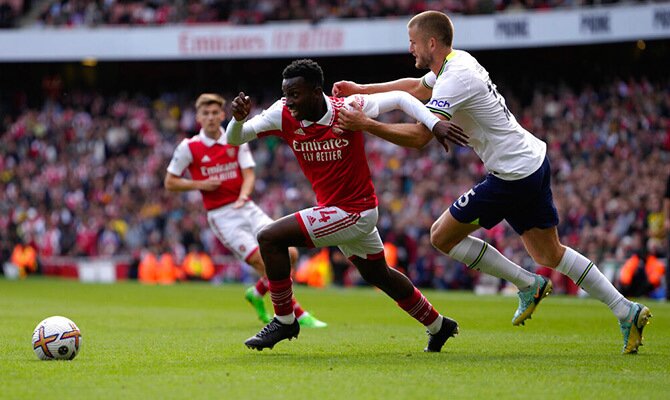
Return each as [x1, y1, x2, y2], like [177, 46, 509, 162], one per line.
[227, 148, 236, 157]
[307, 215, 317, 226]
[291, 138, 349, 162]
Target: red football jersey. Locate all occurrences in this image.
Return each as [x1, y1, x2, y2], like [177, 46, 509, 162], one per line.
[258, 96, 378, 213]
[186, 137, 244, 210]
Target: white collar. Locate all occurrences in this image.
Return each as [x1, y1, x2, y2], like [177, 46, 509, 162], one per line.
[300, 93, 334, 127]
[198, 127, 227, 147]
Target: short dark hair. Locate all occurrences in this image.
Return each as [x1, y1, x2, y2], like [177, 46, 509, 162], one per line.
[282, 59, 324, 89]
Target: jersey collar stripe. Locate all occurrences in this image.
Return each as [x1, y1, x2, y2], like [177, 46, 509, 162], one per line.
[437, 51, 457, 78]
[426, 106, 452, 120]
[437, 58, 448, 78]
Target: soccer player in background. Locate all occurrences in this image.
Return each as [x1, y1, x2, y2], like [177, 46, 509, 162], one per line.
[165, 93, 327, 328]
[227, 59, 466, 351]
[331, 10, 652, 354]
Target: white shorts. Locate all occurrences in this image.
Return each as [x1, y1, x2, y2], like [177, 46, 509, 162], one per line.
[295, 206, 384, 260]
[207, 201, 274, 261]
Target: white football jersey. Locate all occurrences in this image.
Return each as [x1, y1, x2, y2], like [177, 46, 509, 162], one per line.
[422, 50, 546, 180]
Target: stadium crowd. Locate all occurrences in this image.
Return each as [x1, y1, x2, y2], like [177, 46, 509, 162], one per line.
[1, 75, 669, 290]
[0, 0, 651, 28]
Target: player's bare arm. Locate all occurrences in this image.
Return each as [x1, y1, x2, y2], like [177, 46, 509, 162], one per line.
[332, 78, 432, 100]
[164, 173, 221, 192]
[233, 167, 255, 209]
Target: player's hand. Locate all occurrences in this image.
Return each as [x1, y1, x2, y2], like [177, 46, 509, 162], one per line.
[231, 91, 251, 121]
[199, 177, 222, 191]
[335, 101, 371, 134]
[332, 80, 364, 97]
[232, 194, 249, 209]
[432, 120, 468, 153]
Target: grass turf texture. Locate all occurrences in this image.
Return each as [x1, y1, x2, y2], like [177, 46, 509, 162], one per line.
[1, 277, 668, 400]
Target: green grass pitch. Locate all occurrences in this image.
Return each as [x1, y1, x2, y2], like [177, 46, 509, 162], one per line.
[1, 277, 668, 399]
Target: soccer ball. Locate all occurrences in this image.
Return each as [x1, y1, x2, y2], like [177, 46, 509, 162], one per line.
[32, 316, 82, 360]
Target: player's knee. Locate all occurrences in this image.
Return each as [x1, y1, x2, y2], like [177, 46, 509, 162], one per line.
[257, 225, 280, 249]
[429, 222, 455, 253]
[354, 258, 387, 286]
[530, 246, 565, 268]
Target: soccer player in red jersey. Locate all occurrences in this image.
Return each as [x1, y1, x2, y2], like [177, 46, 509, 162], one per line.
[227, 59, 464, 351]
[165, 93, 326, 328]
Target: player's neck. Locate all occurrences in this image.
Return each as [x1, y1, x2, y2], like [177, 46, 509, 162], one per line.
[431, 47, 453, 76]
[204, 129, 221, 141]
[305, 97, 328, 122]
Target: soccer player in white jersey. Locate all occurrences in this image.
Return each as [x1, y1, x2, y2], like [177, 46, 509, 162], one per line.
[165, 93, 327, 328]
[227, 59, 465, 352]
[331, 11, 651, 354]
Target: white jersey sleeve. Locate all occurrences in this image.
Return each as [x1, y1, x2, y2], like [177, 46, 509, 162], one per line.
[426, 73, 471, 120]
[344, 91, 440, 131]
[237, 143, 256, 169]
[226, 99, 284, 144]
[166, 139, 193, 176]
[421, 71, 437, 89]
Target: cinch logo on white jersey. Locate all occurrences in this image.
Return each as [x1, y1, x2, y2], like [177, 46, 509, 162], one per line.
[291, 138, 350, 152]
[201, 155, 212, 163]
[428, 99, 451, 108]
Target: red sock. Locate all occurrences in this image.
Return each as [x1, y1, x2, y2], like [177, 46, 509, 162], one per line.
[292, 298, 305, 319]
[268, 278, 294, 316]
[255, 277, 269, 296]
[397, 287, 439, 326]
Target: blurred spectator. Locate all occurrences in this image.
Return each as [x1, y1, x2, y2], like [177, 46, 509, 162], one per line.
[182, 243, 215, 281]
[28, 0, 650, 28]
[0, 0, 19, 28]
[156, 244, 182, 284]
[617, 231, 665, 298]
[329, 248, 351, 286]
[664, 172, 670, 300]
[10, 238, 38, 278]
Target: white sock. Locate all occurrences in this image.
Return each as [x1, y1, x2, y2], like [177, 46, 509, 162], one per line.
[555, 247, 631, 320]
[447, 236, 536, 289]
[275, 313, 296, 324]
[253, 287, 262, 297]
[427, 315, 444, 334]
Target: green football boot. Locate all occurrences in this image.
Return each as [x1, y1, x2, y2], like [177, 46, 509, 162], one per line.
[620, 303, 652, 354]
[512, 275, 552, 326]
[245, 287, 271, 324]
[298, 313, 328, 328]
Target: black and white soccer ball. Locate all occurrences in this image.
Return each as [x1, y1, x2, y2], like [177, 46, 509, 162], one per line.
[32, 316, 82, 360]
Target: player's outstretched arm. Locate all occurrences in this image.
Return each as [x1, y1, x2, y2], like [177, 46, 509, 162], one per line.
[338, 102, 432, 149]
[226, 91, 258, 146]
[332, 78, 431, 100]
